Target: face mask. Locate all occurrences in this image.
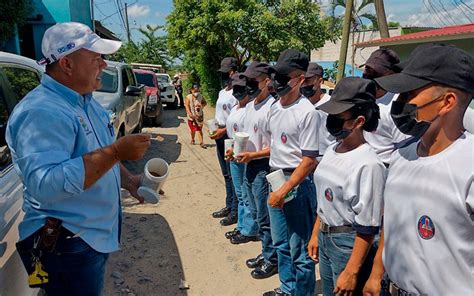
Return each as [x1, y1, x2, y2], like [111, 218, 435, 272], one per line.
[246, 80, 262, 99]
[233, 86, 247, 101]
[193, 92, 200, 97]
[326, 115, 355, 139]
[221, 72, 231, 85]
[273, 74, 294, 97]
[362, 73, 377, 80]
[300, 85, 316, 98]
[390, 96, 443, 137]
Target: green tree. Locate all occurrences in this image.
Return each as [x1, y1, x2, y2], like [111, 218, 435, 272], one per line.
[0, 0, 33, 44]
[330, 0, 378, 30]
[166, 0, 340, 104]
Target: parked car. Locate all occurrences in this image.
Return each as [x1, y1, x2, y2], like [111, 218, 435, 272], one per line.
[94, 60, 146, 138]
[156, 73, 179, 109]
[0, 51, 43, 296]
[133, 69, 164, 126]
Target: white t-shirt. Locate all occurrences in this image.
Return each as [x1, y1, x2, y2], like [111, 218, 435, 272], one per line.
[364, 92, 410, 164]
[383, 132, 474, 295]
[314, 143, 385, 232]
[215, 88, 238, 126]
[226, 105, 247, 139]
[463, 106, 474, 133]
[265, 96, 320, 169]
[314, 94, 336, 161]
[242, 95, 275, 156]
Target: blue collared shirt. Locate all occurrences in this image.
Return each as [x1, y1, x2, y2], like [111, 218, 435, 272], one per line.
[6, 74, 121, 253]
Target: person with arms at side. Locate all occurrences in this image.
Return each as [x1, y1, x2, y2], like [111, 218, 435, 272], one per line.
[237, 62, 278, 279]
[7, 22, 151, 296]
[363, 43, 474, 295]
[210, 57, 239, 226]
[185, 83, 207, 148]
[307, 77, 386, 296]
[263, 49, 319, 296]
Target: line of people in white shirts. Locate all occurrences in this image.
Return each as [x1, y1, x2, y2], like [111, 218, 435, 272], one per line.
[209, 44, 474, 296]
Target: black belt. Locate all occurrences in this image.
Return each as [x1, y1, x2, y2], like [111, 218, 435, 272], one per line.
[319, 221, 353, 233]
[270, 167, 295, 175]
[389, 282, 413, 296]
[248, 158, 269, 167]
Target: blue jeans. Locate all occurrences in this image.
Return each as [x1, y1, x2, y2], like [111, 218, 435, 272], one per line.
[215, 135, 237, 215]
[230, 161, 258, 236]
[244, 159, 277, 264]
[16, 228, 109, 296]
[268, 175, 317, 296]
[318, 231, 376, 296]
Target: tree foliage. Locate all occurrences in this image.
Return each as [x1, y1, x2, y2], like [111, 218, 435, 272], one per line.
[0, 0, 33, 43]
[111, 25, 172, 69]
[166, 0, 340, 104]
[330, 0, 378, 30]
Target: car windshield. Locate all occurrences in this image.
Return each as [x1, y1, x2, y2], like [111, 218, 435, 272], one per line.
[156, 75, 169, 84]
[97, 67, 118, 93]
[135, 73, 155, 87]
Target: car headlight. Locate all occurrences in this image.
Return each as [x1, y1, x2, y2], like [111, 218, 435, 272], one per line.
[108, 109, 117, 124]
[148, 94, 158, 104]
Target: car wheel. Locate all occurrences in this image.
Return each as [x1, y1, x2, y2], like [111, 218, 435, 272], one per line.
[154, 102, 164, 126]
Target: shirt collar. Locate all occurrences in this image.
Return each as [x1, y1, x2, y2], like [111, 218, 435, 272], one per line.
[41, 74, 92, 107]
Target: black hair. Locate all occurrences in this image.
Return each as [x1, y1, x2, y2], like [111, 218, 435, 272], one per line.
[45, 61, 59, 73]
[347, 101, 380, 132]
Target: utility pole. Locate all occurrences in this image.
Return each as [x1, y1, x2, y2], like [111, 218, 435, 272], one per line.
[124, 2, 131, 42]
[374, 0, 390, 38]
[91, 0, 95, 32]
[336, 0, 354, 83]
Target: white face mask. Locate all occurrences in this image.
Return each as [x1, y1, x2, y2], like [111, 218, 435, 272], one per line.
[193, 92, 200, 97]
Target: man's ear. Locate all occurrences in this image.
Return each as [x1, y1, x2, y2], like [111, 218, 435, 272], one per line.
[439, 91, 458, 116]
[354, 115, 366, 129]
[58, 56, 74, 76]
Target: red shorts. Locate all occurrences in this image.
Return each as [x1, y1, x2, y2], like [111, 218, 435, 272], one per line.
[188, 120, 202, 132]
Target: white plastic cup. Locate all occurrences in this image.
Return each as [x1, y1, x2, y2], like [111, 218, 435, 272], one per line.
[207, 119, 219, 135]
[233, 132, 249, 157]
[265, 169, 294, 203]
[137, 158, 169, 204]
[224, 139, 234, 160]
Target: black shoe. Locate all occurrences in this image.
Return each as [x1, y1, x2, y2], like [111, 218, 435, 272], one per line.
[220, 214, 238, 226]
[230, 233, 259, 244]
[212, 207, 230, 218]
[246, 253, 265, 269]
[262, 288, 291, 296]
[225, 228, 240, 239]
[251, 261, 278, 279]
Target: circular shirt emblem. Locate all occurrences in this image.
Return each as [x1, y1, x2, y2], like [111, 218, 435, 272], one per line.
[281, 132, 288, 144]
[324, 188, 333, 202]
[418, 215, 435, 240]
[233, 123, 238, 132]
[254, 124, 258, 133]
[223, 104, 227, 111]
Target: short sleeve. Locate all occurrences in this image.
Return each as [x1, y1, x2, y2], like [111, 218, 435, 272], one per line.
[299, 109, 320, 158]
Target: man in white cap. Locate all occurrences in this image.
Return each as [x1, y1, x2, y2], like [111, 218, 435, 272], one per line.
[7, 22, 151, 295]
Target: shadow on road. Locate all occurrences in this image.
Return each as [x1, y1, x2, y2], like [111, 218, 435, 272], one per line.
[104, 212, 187, 295]
[160, 108, 186, 128]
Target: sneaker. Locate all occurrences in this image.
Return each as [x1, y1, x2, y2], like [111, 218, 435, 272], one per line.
[246, 253, 264, 269]
[212, 207, 230, 218]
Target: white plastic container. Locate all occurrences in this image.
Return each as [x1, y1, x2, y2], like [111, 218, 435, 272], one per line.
[206, 119, 219, 135]
[224, 139, 234, 160]
[233, 132, 249, 156]
[137, 158, 169, 204]
[265, 169, 294, 203]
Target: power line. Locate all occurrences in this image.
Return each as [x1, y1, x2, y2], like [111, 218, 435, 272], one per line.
[114, 0, 126, 30]
[433, 0, 458, 25]
[99, 0, 137, 22]
[423, 0, 450, 27]
[450, 0, 474, 23]
[457, 0, 474, 12]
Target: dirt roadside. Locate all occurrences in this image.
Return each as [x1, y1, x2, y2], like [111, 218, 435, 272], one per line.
[104, 107, 284, 296]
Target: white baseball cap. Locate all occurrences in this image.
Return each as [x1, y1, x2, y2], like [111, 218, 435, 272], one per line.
[38, 22, 122, 65]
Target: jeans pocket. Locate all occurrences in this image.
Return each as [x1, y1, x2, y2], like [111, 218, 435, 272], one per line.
[58, 237, 92, 255]
[329, 232, 355, 254]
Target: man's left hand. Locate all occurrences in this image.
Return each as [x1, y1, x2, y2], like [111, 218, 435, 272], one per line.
[236, 152, 254, 163]
[125, 175, 144, 203]
[334, 269, 358, 295]
[268, 188, 286, 209]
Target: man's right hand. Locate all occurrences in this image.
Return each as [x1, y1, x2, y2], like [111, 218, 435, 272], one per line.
[112, 134, 151, 161]
[210, 128, 226, 140]
[307, 234, 319, 262]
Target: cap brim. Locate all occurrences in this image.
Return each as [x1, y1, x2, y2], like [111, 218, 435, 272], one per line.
[218, 66, 232, 73]
[317, 100, 354, 115]
[273, 63, 294, 76]
[375, 72, 431, 93]
[86, 38, 122, 54]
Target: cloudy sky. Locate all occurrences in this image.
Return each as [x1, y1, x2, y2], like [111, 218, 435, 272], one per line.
[94, 0, 474, 42]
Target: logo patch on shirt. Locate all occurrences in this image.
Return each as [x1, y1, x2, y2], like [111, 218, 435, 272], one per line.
[324, 188, 333, 202]
[78, 116, 92, 135]
[254, 124, 258, 133]
[233, 123, 238, 132]
[223, 104, 227, 111]
[281, 132, 287, 144]
[418, 215, 435, 240]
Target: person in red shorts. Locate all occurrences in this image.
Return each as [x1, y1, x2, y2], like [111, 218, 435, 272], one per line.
[185, 84, 208, 148]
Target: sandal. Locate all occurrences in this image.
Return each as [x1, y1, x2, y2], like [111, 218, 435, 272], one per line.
[190, 140, 195, 145]
[200, 143, 207, 149]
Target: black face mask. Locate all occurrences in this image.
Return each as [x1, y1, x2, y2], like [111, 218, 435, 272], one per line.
[246, 80, 261, 99]
[232, 86, 247, 101]
[326, 115, 354, 139]
[273, 74, 293, 97]
[390, 96, 442, 137]
[300, 85, 316, 98]
[221, 72, 231, 85]
[362, 73, 377, 80]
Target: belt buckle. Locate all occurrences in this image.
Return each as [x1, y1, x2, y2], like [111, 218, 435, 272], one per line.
[389, 282, 410, 296]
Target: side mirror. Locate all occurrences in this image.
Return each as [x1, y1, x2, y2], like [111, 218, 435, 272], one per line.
[125, 85, 142, 96]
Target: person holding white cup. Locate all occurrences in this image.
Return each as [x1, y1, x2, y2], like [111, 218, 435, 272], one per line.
[224, 73, 259, 244]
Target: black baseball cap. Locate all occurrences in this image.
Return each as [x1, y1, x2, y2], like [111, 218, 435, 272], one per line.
[273, 49, 309, 76]
[305, 62, 324, 78]
[231, 72, 246, 87]
[218, 57, 238, 73]
[361, 48, 401, 75]
[242, 61, 274, 79]
[318, 77, 376, 114]
[375, 44, 474, 94]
